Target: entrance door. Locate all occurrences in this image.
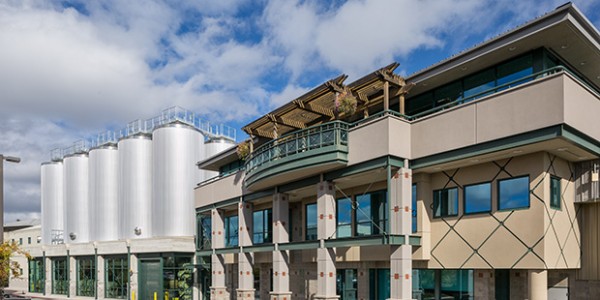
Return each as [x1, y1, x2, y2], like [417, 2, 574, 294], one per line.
[139, 258, 163, 300]
[495, 269, 510, 300]
[337, 269, 357, 300]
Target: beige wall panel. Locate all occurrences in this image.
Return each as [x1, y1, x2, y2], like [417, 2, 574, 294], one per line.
[579, 202, 600, 280]
[358, 246, 390, 262]
[479, 226, 533, 268]
[476, 75, 564, 143]
[513, 252, 544, 269]
[387, 117, 412, 159]
[454, 216, 501, 253]
[563, 74, 600, 142]
[194, 171, 245, 208]
[462, 253, 491, 269]
[474, 269, 495, 299]
[347, 118, 390, 164]
[411, 104, 476, 159]
[430, 230, 473, 268]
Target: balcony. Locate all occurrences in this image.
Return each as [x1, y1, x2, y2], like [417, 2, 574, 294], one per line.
[244, 121, 349, 188]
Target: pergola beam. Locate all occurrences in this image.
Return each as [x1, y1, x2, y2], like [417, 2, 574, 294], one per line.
[267, 114, 306, 130]
[293, 99, 335, 118]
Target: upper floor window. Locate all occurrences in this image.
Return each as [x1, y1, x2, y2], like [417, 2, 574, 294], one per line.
[433, 188, 458, 218]
[197, 214, 211, 250]
[464, 182, 492, 214]
[225, 215, 239, 247]
[253, 209, 272, 244]
[356, 190, 387, 236]
[498, 176, 530, 210]
[550, 176, 561, 210]
[337, 197, 352, 238]
[412, 184, 417, 233]
[305, 203, 317, 241]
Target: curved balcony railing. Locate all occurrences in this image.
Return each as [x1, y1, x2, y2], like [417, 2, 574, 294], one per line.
[245, 121, 349, 177]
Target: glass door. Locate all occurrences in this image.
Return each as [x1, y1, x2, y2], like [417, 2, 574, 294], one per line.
[337, 269, 357, 300]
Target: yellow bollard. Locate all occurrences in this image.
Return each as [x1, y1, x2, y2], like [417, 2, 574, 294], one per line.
[154, 292, 157, 300]
[131, 290, 135, 300]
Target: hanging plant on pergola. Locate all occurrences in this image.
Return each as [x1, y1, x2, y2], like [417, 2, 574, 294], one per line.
[335, 91, 358, 116]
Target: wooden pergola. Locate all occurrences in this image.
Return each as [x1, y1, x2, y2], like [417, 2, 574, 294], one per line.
[243, 63, 414, 140]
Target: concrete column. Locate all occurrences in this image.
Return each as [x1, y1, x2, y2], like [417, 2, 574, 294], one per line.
[528, 270, 548, 300]
[237, 202, 254, 300]
[389, 167, 412, 300]
[44, 255, 52, 295]
[129, 253, 139, 300]
[210, 209, 228, 300]
[315, 181, 338, 300]
[271, 193, 292, 300]
[97, 254, 105, 299]
[69, 254, 76, 297]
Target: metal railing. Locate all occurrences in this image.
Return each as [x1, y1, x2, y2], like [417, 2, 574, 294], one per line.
[245, 121, 349, 174]
[62, 140, 88, 156]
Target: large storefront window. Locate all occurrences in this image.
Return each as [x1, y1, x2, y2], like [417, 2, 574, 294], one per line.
[356, 190, 387, 236]
[225, 215, 239, 247]
[336, 269, 357, 300]
[163, 254, 193, 300]
[52, 257, 68, 295]
[28, 258, 44, 293]
[253, 209, 272, 244]
[305, 203, 317, 240]
[369, 269, 390, 300]
[105, 256, 128, 299]
[76, 256, 96, 297]
[413, 269, 473, 300]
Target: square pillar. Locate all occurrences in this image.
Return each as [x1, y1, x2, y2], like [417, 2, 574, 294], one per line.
[210, 209, 228, 300]
[413, 173, 431, 260]
[315, 181, 339, 300]
[271, 193, 292, 300]
[389, 167, 412, 300]
[237, 202, 254, 300]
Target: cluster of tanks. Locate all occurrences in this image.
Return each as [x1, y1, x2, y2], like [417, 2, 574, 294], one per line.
[40, 107, 236, 245]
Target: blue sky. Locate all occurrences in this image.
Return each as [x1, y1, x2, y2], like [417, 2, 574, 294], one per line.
[0, 0, 599, 222]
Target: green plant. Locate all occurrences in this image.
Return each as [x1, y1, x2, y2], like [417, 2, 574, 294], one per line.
[236, 141, 251, 160]
[338, 93, 357, 116]
[176, 263, 193, 300]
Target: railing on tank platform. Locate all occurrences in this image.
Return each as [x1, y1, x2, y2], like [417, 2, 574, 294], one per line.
[62, 140, 89, 156]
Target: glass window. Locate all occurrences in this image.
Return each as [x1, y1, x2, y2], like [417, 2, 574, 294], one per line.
[356, 190, 387, 236]
[28, 237, 31, 244]
[463, 68, 495, 100]
[76, 256, 96, 297]
[551, 176, 561, 210]
[28, 258, 44, 293]
[197, 214, 211, 250]
[412, 184, 417, 233]
[406, 92, 433, 115]
[19, 238, 22, 245]
[105, 256, 128, 299]
[52, 257, 68, 295]
[225, 215, 239, 247]
[253, 209, 272, 244]
[370, 269, 390, 300]
[464, 182, 492, 214]
[441, 269, 474, 299]
[433, 188, 459, 217]
[336, 269, 357, 300]
[337, 197, 352, 238]
[498, 176, 530, 210]
[163, 254, 193, 300]
[434, 81, 462, 106]
[305, 203, 317, 241]
[497, 54, 533, 88]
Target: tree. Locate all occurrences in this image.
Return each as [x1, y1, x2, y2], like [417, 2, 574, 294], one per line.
[0, 241, 31, 299]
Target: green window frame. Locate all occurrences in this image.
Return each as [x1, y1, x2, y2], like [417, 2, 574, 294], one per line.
[498, 176, 530, 210]
[28, 237, 31, 244]
[412, 184, 417, 233]
[464, 182, 492, 214]
[76, 256, 96, 297]
[253, 208, 272, 244]
[28, 257, 44, 293]
[52, 257, 68, 295]
[355, 190, 387, 236]
[433, 188, 459, 218]
[224, 215, 239, 247]
[105, 256, 128, 299]
[196, 214, 211, 250]
[337, 197, 353, 238]
[163, 254, 193, 300]
[305, 203, 318, 241]
[550, 176, 561, 210]
[19, 238, 23, 245]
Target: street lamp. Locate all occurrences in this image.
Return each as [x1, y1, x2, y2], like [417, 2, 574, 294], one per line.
[0, 154, 21, 243]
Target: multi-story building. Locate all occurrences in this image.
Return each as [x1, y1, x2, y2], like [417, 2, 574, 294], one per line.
[194, 3, 600, 300]
[4, 219, 42, 293]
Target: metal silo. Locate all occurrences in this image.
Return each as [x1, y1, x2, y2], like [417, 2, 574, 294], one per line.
[89, 142, 119, 242]
[204, 137, 236, 180]
[118, 132, 153, 239]
[63, 141, 90, 244]
[152, 108, 205, 237]
[41, 155, 64, 245]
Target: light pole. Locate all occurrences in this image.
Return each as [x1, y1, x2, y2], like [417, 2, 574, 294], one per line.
[0, 155, 21, 244]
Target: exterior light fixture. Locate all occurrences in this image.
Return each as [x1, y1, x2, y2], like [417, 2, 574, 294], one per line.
[134, 227, 142, 236]
[69, 232, 77, 240]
